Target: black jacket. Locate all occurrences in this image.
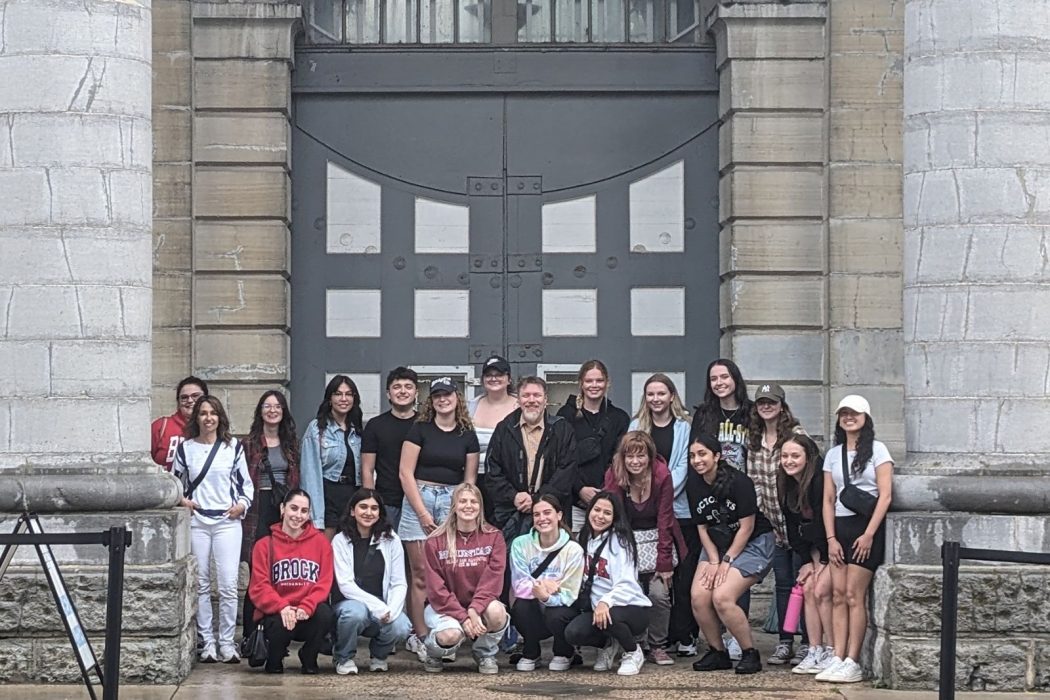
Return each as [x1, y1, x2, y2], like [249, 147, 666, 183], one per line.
[555, 396, 630, 508]
[484, 409, 577, 529]
[783, 469, 828, 563]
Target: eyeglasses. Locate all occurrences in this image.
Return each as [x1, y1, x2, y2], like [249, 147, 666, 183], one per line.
[178, 392, 204, 404]
[262, 404, 283, 412]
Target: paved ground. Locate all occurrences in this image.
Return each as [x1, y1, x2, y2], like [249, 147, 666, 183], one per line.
[4, 634, 1048, 699]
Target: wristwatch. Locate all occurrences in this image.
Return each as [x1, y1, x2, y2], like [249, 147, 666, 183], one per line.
[721, 554, 734, 564]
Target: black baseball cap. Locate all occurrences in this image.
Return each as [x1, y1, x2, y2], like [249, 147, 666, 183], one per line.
[429, 376, 458, 395]
[482, 355, 511, 376]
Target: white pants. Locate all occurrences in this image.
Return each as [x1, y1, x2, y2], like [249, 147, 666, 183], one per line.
[190, 518, 242, 647]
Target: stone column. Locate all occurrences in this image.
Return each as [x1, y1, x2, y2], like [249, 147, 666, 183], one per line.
[0, 0, 190, 683]
[874, 0, 1050, 690]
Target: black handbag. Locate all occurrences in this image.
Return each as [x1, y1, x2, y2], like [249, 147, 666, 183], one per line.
[242, 537, 274, 667]
[838, 444, 877, 518]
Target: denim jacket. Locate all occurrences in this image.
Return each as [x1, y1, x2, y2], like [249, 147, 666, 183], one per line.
[300, 418, 363, 529]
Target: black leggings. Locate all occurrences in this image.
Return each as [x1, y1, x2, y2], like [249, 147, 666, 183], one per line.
[546, 605, 649, 653]
[669, 516, 700, 645]
[242, 491, 281, 630]
[262, 602, 334, 670]
[511, 598, 574, 660]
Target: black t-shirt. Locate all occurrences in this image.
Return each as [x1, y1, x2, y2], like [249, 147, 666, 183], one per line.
[404, 421, 480, 485]
[361, 410, 417, 505]
[686, 466, 772, 550]
[650, 421, 675, 465]
[351, 538, 386, 600]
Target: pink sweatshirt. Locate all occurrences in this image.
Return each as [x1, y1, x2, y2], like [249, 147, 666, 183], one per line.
[424, 526, 506, 622]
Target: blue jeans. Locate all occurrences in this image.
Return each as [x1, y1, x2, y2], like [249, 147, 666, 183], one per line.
[333, 600, 412, 663]
[398, 483, 455, 541]
[772, 543, 807, 643]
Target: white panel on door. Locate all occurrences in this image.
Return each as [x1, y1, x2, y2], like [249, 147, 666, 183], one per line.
[326, 372, 383, 420]
[630, 286, 685, 336]
[542, 289, 597, 336]
[414, 289, 470, 337]
[326, 289, 382, 337]
[629, 160, 684, 253]
[415, 197, 469, 253]
[542, 195, 596, 253]
[327, 162, 382, 254]
[631, 371, 687, 410]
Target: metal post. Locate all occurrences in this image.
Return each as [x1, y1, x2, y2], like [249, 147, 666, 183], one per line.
[939, 540, 960, 700]
[102, 527, 129, 700]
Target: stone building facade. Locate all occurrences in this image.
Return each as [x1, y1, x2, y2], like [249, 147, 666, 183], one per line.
[1, 0, 1048, 690]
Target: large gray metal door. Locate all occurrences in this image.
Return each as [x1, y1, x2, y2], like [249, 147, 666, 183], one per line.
[291, 51, 720, 418]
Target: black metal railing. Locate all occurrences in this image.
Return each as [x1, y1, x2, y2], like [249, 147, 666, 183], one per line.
[939, 541, 1050, 700]
[0, 523, 131, 700]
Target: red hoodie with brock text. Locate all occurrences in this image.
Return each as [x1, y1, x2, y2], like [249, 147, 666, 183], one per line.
[150, 411, 187, 471]
[249, 521, 333, 622]
[424, 526, 506, 623]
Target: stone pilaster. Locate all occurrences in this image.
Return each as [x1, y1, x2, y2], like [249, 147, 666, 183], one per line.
[872, 0, 1050, 689]
[708, 1, 828, 433]
[0, 0, 189, 683]
[190, 1, 299, 430]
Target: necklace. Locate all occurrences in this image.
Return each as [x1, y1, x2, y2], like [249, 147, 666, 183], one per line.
[720, 405, 740, 420]
[628, 476, 650, 502]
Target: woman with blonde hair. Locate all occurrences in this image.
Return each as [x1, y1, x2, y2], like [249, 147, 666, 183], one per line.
[421, 482, 508, 675]
[398, 377, 480, 650]
[627, 373, 696, 656]
[555, 360, 629, 532]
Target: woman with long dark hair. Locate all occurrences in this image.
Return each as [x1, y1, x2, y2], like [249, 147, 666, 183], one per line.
[173, 395, 253, 664]
[508, 494, 585, 671]
[248, 489, 333, 674]
[555, 360, 630, 532]
[546, 492, 651, 676]
[603, 431, 684, 665]
[690, 359, 751, 470]
[300, 375, 364, 539]
[815, 396, 893, 684]
[331, 488, 411, 675]
[398, 377, 480, 651]
[687, 433, 773, 675]
[241, 390, 300, 631]
[777, 434, 834, 675]
[744, 383, 809, 665]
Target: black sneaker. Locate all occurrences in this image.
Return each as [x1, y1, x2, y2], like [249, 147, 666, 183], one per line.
[692, 648, 733, 671]
[735, 648, 762, 675]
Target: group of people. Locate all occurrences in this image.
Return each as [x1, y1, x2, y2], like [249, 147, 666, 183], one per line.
[151, 356, 893, 682]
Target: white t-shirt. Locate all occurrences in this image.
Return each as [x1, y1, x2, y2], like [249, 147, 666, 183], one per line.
[823, 439, 893, 517]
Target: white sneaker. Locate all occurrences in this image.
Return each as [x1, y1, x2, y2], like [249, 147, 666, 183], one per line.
[548, 655, 572, 671]
[824, 657, 864, 683]
[406, 634, 427, 662]
[676, 641, 697, 657]
[477, 656, 499, 675]
[369, 658, 388, 672]
[516, 657, 537, 671]
[218, 643, 239, 664]
[335, 658, 358, 675]
[814, 656, 845, 681]
[617, 647, 645, 676]
[792, 646, 822, 675]
[723, 633, 742, 661]
[593, 639, 620, 672]
[199, 642, 218, 664]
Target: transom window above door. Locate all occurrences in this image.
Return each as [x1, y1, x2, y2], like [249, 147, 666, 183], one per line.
[303, 0, 714, 44]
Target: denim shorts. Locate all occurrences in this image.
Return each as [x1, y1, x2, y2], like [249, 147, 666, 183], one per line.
[397, 482, 456, 541]
[699, 531, 775, 583]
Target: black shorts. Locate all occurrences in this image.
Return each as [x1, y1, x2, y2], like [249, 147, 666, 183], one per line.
[835, 514, 885, 572]
[323, 480, 357, 529]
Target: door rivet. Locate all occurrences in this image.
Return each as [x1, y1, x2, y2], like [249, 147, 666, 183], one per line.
[517, 182, 525, 190]
[474, 258, 482, 268]
[685, 217, 696, 230]
[393, 257, 406, 270]
[424, 265, 438, 279]
[517, 259, 526, 268]
[542, 273, 554, 286]
[491, 182, 499, 191]
[458, 273, 469, 285]
[518, 350, 526, 358]
[510, 275, 522, 288]
[475, 183, 483, 191]
[489, 277, 501, 289]
[532, 183, 540, 191]
[491, 260, 498, 268]
[606, 257, 618, 269]
[574, 265, 586, 278]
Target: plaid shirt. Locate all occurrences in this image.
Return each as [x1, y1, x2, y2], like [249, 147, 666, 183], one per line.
[745, 426, 807, 544]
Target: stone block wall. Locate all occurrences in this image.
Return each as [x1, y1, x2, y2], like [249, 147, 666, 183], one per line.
[827, 0, 905, 453]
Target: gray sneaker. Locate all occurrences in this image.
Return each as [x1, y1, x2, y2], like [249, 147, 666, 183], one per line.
[791, 643, 809, 665]
[767, 642, 793, 665]
[423, 656, 444, 673]
[369, 658, 388, 672]
[477, 656, 499, 675]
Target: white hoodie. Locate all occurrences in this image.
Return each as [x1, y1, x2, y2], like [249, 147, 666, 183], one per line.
[332, 530, 408, 621]
[585, 532, 652, 610]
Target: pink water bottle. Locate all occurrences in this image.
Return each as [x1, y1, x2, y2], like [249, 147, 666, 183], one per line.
[783, 583, 804, 633]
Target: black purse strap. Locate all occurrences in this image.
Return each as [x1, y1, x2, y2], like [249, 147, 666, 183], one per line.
[840, 443, 851, 485]
[530, 543, 567, 579]
[260, 442, 279, 486]
[183, 439, 222, 500]
[582, 535, 610, 590]
[268, 535, 276, 584]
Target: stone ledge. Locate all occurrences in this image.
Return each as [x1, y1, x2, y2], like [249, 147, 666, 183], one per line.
[885, 511, 1050, 566]
[0, 475, 181, 513]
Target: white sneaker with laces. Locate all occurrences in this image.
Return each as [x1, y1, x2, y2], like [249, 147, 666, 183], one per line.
[516, 657, 537, 671]
[792, 645, 822, 674]
[548, 655, 572, 671]
[767, 642, 793, 665]
[477, 656, 499, 675]
[406, 634, 427, 662]
[218, 643, 240, 664]
[593, 639, 620, 672]
[199, 642, 218, 664]
[335, 658, 358, 675]
[814, 656, 845, 681]
[723, 634, 742, 661]
[617, 647, 645, 676]
[826, 657, 864, 683]
[369, 658, 388, 672]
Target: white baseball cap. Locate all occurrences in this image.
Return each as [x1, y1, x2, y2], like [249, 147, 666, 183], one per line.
[836, 394, 871, 415]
